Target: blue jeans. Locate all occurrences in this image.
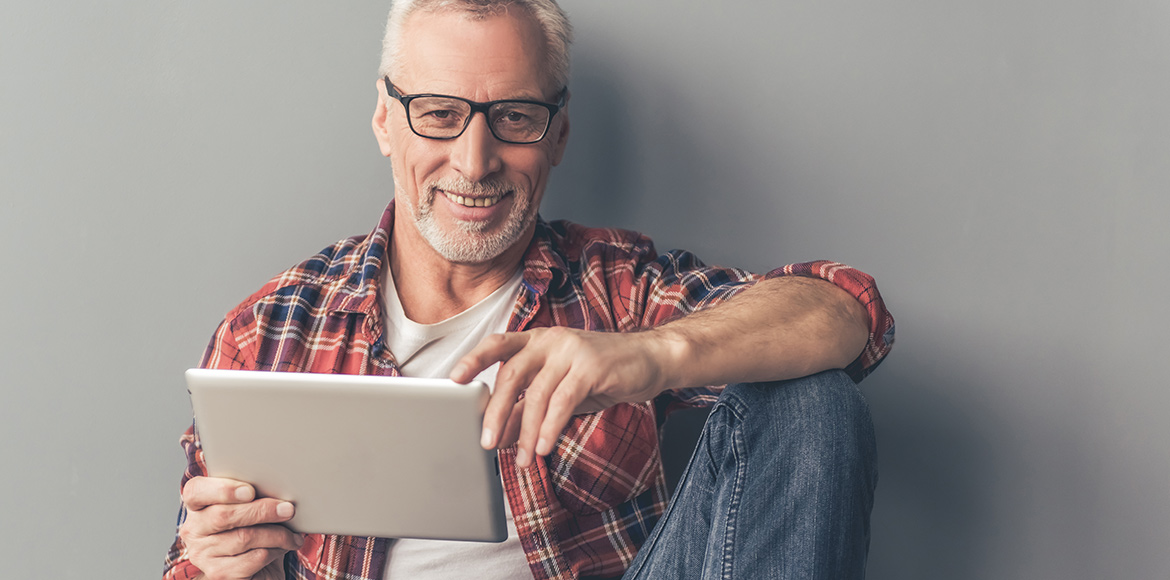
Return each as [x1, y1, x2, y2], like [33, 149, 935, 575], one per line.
[622, 370, 878, 579]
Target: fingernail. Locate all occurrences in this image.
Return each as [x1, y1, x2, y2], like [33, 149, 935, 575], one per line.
[516, 447, 530, 467]
[277, 502, 295, 518]
[234, 486, 253, 502]
[450, 364, 468, 380]
[481, 428, 494, 449]
[536, 437, 550, 456]
[295, 533, 305, 547]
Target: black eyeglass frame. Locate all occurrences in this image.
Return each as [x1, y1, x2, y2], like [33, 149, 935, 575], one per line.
[384, 76, 567, 145]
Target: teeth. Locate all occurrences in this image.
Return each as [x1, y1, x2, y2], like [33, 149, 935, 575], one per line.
[445, 191, 503, 208]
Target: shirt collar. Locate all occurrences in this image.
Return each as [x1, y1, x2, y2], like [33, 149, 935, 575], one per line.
[326, 199, 570, 316]
[324, 203, 392, 316]
[520, 216, 571, 295]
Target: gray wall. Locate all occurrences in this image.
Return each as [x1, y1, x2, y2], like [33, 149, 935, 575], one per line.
[2, 1, 1167, 578]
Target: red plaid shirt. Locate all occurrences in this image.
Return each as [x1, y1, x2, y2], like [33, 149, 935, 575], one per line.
[164, 201, 894, 580]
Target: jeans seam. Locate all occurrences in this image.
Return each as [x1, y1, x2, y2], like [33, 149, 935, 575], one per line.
[719, 418, 746, 580]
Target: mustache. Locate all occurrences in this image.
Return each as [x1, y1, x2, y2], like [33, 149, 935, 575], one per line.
[428, 177, 516, 198]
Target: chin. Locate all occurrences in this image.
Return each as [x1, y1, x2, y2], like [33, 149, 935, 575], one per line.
[418, 214, 534, 264]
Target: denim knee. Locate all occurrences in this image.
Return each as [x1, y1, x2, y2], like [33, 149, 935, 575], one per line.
[716, 370, 877, 478]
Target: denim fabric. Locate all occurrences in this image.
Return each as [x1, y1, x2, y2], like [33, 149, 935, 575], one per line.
[623, 370, 878, 580]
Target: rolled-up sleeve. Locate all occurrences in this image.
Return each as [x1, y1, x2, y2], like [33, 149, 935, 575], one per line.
[626, 248, 894, 409]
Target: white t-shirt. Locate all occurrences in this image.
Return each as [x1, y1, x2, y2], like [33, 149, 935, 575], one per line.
[381, 266, 532, 579]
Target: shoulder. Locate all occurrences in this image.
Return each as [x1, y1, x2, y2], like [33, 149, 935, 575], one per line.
[540, 218, 659, 265]
[221, 233, 374, 328]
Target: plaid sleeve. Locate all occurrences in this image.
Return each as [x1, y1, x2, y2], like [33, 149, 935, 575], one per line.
[775, 260, 895, 383]
[162, 318, 255, 580]
[630, 251, 894, 410]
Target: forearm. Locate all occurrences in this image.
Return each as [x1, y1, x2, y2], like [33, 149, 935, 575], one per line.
[460, 268, 877, 464]
[650, 276, 870, 390]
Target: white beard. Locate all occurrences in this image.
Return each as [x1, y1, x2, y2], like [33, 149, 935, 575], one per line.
[407, 176, 536, 264]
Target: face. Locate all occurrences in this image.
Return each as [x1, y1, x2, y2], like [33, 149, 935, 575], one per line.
[372, 8, 570, 266]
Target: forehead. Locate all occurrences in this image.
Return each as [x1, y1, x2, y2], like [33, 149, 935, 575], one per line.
[397, 8, 552, 100]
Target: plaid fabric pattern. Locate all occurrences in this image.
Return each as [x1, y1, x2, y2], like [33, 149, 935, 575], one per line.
[163, 201, 894, 580]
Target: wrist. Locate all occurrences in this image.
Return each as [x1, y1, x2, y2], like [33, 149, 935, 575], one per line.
[644, 325, 700, 393]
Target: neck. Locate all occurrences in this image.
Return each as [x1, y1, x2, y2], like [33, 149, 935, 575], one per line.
[388, 211, 530, 325]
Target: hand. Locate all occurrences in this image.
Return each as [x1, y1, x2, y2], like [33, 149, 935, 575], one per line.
[451, 327, 682, 468]
[179, 476, 304, 580]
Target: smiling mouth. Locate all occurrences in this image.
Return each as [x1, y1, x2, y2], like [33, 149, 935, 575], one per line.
[442, 190, 507, 208]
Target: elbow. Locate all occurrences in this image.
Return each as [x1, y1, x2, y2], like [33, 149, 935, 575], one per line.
[821, 286, 871, 371]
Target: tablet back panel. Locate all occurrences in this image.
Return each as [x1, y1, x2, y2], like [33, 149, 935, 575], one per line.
[186, 369, 507, 542]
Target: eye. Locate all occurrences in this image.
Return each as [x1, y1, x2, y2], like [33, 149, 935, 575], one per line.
[418, 107, 456, 119]
[410, 97, 469, 127]
[493, 104, 543, 127]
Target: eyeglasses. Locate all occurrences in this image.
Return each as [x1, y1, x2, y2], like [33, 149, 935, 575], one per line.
[384, 77, 566, 145]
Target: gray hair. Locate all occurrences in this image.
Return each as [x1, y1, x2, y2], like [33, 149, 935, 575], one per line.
[378, 0, 573, 92]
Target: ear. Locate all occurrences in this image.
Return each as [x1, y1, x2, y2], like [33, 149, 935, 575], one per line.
[550, 90, 571, 166]
[372, 78, 395, 158]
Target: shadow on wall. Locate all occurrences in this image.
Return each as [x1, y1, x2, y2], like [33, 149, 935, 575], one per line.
[865, 338, 1140, 579]
[548, 48, 844, 276]
[542, 56, 636, 226]
[547, 52, 773, 268]
[863, 356, 997, 580]
[556, 52, 1006, 579]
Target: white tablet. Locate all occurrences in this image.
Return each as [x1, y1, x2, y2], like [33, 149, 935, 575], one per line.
[185, 368, 507, 542]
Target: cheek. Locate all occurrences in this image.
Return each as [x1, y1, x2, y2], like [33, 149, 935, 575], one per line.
[393, 140, 449, 188]
[506, 149, 556, 188]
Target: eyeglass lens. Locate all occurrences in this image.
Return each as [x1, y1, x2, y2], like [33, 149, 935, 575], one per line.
[408, 97, 551, 143]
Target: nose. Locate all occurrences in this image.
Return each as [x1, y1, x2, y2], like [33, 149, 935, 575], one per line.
[449, 112, 503, 182]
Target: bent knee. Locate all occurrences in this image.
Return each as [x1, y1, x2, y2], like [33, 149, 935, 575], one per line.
[725, 370, 876, 464]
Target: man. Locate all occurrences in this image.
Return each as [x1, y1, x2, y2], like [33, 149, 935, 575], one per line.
[163, 1, 894, 579]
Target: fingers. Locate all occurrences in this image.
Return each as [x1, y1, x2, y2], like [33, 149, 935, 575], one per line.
[495, 398, 525, 449]
[467, 328, 664, 469]
[534, 373, 586, 456]
[513, 361, 573, 467]
[182, 476, 255, 511]
[471, 328, 609, 465]
[451, 332, 528, 384]
[186, 497, 297, 537]
[204, 547, 288, 580]
[188, 523, 302, 559]
[479, 336, 546, 449]
[180, 476, 303, 579]
[179, 520, 302, 579]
